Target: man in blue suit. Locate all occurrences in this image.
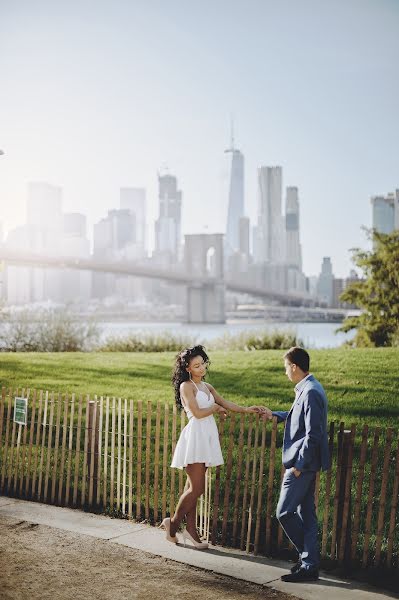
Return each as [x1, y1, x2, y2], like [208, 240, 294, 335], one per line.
[263, 347, 330, 582]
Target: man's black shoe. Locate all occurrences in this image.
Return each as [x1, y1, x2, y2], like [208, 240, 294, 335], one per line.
[290, 559, 302, 574]
[281, 567, 319, 583]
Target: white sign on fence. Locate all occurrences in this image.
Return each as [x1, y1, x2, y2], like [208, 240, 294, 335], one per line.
[14, 397, 28, 425]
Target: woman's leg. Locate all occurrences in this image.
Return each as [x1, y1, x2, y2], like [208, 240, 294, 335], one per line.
[169, 463, 206, 538]
[185, 467, 207, 540]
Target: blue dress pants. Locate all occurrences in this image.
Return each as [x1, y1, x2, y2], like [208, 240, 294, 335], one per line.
[276, 468, 319, 570]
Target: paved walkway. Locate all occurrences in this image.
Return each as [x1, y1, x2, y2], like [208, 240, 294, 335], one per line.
[0, 496, 397, 600]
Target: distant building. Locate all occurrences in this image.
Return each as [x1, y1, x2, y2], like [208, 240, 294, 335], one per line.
[92, 208, 136, 298]
[285, 186, 306, 294]
[307, 275, 318, 297]
[154, 173, 182, 261]
[251, 170, 307, 295]
[226, 216, 251, 279]
[225, 132, 244, 258]
[371, 189, 399, 234]
[6, 182, 65, 304]
[94, 209, 135, 255]
[120, 187, 147, 256]
[253, 166, 285, 264]
[332, 270, 359, 309]
[248, 261, 288, 295]
[317, 257, 334, 306]
[285, 187, 302, 269]
[332, 278, 345, 309]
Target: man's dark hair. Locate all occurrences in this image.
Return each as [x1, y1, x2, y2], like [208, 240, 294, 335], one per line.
[284, 347, 310, 372]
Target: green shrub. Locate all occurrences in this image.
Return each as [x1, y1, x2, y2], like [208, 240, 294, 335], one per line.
[99, 329, 300, 352]
[209, 329, 300, 351]
[0, 309, 99, 352]
[99, 332, 193, 352]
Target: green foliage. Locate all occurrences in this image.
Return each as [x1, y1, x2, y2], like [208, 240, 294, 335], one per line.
[99, 332, 193, 352]
[339, 229, 399, 347]
[0, 309, 99, 352]
[99, 329, 300, 352]
[209, 329, 300, 351]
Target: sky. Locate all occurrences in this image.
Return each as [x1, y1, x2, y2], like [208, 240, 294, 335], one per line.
[0, 0, 398, 277]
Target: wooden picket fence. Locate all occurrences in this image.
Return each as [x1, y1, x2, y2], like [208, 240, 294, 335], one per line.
[0, 386, 398, 571]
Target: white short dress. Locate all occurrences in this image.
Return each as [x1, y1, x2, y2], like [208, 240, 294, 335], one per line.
[170, 381, 224, 470]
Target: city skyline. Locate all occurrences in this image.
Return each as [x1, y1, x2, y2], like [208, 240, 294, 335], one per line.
[1, 1, 398, 277]
[1, 158, 395, 282]
[0, 175, 371, 310]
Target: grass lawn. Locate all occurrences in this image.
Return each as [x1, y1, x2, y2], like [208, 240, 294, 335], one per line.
[0, 347, 398, 428]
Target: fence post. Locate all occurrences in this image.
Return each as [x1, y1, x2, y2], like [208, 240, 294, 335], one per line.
[87, 400, 99, 503]
[337, 429, 353, 567]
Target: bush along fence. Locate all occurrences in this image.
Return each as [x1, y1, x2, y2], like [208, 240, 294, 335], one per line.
[0, 387, 398, 571]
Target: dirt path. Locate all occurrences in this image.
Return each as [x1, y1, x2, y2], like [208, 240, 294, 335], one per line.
[0, 515, 297, 600]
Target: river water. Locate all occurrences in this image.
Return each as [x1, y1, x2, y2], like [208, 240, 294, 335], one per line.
[100, 320, 354, 349]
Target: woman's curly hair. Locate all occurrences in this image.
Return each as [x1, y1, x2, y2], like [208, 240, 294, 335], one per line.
[172, 345, 210, 408]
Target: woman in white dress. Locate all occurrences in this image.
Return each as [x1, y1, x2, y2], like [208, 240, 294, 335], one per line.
[160, 345, 262, 549]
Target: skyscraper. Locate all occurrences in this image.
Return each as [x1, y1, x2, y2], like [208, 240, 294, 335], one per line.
[225, 129, 244, 257]
[317, 257, 334, 306]
[371, 190, 399, 233]
[27, 182, 63, 302]
[285, 186, 302, 269]
[120, 187, 147, 253]
[254, 166, 285, 264]
[285, 186, 306, 294]
[93, 209, 135, 255]
[6, 182, 84, 304]
[154, 173, 182, 260]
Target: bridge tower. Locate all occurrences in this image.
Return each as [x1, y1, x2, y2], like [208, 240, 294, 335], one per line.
[184, 234, 225, 323]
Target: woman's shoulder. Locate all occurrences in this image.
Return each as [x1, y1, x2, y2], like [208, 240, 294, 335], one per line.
[180, 380, 194, 392]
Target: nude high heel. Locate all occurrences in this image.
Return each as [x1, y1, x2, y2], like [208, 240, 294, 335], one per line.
[159, 517, 178, 544]
[181, 528, 208, 549]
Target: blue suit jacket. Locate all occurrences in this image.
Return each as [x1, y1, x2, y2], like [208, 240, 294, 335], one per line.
[272, 375, 330, 472]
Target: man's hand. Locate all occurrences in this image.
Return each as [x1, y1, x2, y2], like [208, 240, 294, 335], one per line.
[292, 468, 301, 478]
[245, 406, 273, 420]
[259, 406, 273, 421]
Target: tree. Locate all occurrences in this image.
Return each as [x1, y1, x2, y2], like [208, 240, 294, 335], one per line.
[338, 229, 399, 347]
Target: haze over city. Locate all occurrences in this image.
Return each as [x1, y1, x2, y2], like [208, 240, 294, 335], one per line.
[1, 0, 398, 279]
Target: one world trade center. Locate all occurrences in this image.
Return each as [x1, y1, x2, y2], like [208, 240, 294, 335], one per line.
[225, 124, 244, 258]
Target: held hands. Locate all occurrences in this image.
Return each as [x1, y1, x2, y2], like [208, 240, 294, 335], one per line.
[247, 406, 273, 421]
[212, 404, 273, 421]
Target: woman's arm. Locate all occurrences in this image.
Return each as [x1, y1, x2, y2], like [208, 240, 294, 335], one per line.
[205, 383, 262, 414]
[180, 382, 223, 419]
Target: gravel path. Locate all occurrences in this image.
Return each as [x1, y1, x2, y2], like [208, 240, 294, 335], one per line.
[0, 515, 297, 600]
